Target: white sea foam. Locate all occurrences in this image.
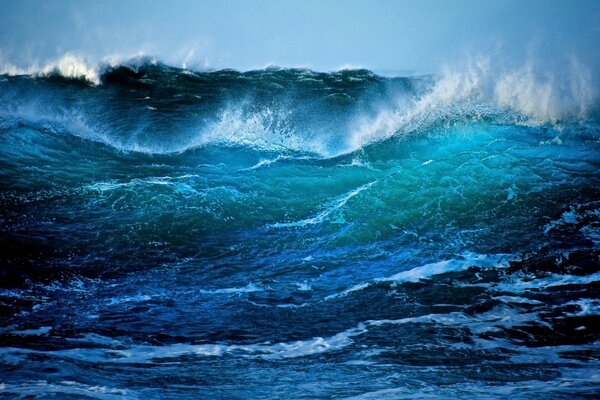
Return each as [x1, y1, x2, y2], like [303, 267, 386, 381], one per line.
[499, 272, 600, 291]
[106, 294, 153, 306]
[239, 154, 314, 171]
[383, 253, 508, 284]
[0, 380, 134, 400]
[348, 56, 597, 152]
[340, 372, 600, 400]
[0, 54, 100, 84]
[0, 303, 575, 367]
[326, 253, 512, 300]
[197, 283, 263, 294]
[1, 299, 594, 370]
[543, 203, 600, 242]
[0, 52, 160, 86]
[192, 106, 324, 153]
[10, 326, 52, 336]
[270, 181, 375, 228]
[86, 175, 202, 193]
[0, 324, 368, 363]
[492, 295, 543, 305]
[564, 299, 600, 316]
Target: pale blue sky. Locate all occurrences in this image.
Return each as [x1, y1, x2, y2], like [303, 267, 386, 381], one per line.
[0, 0, 599, 72]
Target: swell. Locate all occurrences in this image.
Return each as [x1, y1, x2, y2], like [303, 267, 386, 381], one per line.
[1, 56, 599, 158]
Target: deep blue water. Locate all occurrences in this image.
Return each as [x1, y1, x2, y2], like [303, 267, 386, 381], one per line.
[0, 62, 599, 399]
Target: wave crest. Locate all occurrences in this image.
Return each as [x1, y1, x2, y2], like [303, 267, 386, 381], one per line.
[0, 54, 100, 84]
[348, 57, 598, 151]
[1, 55, 598, 157]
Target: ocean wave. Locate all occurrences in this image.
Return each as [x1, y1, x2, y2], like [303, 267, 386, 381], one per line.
[0, 54, 101, 84]
[1, 55, 598, 158]
[2, 47, 600, 399]
[348, 57, 598, 151]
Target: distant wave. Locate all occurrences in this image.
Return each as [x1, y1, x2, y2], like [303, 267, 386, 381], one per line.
[0, 54, 102, 84]
[1, 54, 598, 158]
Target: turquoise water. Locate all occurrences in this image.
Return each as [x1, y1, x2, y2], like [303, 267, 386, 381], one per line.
[0, 64, 599, 399]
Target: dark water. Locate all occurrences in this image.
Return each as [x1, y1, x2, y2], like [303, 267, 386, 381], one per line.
[1, 62, 599, 399]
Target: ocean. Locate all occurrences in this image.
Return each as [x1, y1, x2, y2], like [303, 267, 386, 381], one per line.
[0, 58, 599, 399]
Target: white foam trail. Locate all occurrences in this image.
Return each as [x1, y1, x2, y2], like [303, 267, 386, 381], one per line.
[238, 154, 315, 171]
[383, 253, 507, 283]
[492, 296, 543, 305]
[0, 324, 368, 363]
[270, 181, 375, 228]
[2, 303, 594, 368]
[10, 326, 52, 336]
[85, 175, 202, 193]
[365, 306, 547, 336]
[326, 253, 512, 300]
[499, 272, 600, 291]
[0, 381, 134, 400]
[197, 283, 263, 294]
[246, 157, 282, 170]
[106, 294, 153, 306]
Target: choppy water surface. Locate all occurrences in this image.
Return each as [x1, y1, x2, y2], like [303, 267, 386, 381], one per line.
[0, 62, 599, 399]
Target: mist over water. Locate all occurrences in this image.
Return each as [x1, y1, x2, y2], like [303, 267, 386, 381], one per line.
[1, 1, 600, 399]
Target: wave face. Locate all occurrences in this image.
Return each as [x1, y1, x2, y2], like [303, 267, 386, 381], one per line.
[1, 62, 600, 399]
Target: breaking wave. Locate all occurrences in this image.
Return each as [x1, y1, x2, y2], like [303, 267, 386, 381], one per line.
[1, 55, 598, 158]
